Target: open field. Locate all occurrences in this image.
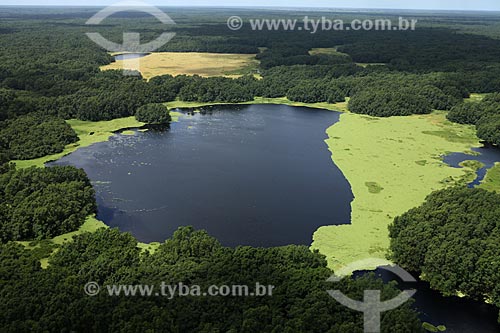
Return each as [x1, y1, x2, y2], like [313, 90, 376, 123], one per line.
[312, 111, 480, 273]
[101, 52, 259, 79]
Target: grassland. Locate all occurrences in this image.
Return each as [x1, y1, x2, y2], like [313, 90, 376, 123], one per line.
[101, 52, 259, 80]
[312, 111, 480, 273]
[18, 215, 161, 267]
[480, 162, 500, 192]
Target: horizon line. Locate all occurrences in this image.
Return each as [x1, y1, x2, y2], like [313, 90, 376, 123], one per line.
[1, 5, 500, 13]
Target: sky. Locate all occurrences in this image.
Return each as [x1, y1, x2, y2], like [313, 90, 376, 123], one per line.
[1, 0, 500, 11]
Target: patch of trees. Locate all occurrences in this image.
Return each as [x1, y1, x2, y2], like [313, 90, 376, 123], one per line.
[178, 75, 256, 103]
[447, 93, 500, 145]
[0, 166, 96, 242]
[286, 80, 345, 103]
[346, 72, 465, 116]
[349, 88, 432, 117]
[135, 103, 171, 124]
[257, 44, 352, 69]
[0, 226, 423, 332]
[476, 115, 500, 146]
[0, 113, 78, 160]
[389, 187, 500, 320]
[148, 74, 189, 102]
[50, 70, 161, 121]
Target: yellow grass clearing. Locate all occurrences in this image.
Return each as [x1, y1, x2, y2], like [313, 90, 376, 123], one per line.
[101, 52, 259, 80]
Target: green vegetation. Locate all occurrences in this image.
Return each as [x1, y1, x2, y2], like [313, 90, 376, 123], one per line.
[365, 182, 384, 194]
[0, 226, 423, 332]
[2, 7, 500, 330]
[135, 103, 171, 125]
[17, 215, 106, 268]
[0, 114, 78, 160]
[422, 322, 446, 332]
[13, 116, 144, 168]
[447, 93, 500, 146]
[459, 160, 484, 171]
[477, 115, 500, 146]
[389, 187, 500, 319]
[349, 88, 432, 117]
[166, 96, 349, 112]
[480, 162, 500, 192]
[0, 166, 96, 242]
[312, 111, 479, 271]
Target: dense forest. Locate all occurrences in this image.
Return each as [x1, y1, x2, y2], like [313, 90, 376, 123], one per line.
[1, 9, 500, 159]
[0, 166, 96, 242]
[389, 187, 500, 321]
[0, 227, 424, 332]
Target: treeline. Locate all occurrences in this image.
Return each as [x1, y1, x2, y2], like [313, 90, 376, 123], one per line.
[0, 226, 424, 332]
[0, 165, 96, 242]
[0, 113, 78, 160]
[389, 187, 500, 321]
[347, 72, 465, 116]
[135, 103, 171, 124]
[1, 13, 500, 161]
[447, 93, 500, 146]
[0, 66, 486, 161]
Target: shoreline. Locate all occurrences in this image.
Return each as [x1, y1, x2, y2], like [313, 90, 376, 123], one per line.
[13, 101, 487, 274]
[313, 111, 481, 273]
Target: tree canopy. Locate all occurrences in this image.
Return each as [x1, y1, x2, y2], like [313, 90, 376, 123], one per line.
[0, 226, 423, 332]
[0, 166, 96, 242]
[389, 187, 500, 320]
[135, 103, 171, 125]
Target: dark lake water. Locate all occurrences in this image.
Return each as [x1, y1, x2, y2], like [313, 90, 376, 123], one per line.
[355, 268, 500, 333]
[52, 104, 353, 247]
[50, 104, 500, 331]
[114, 53, 150, 61]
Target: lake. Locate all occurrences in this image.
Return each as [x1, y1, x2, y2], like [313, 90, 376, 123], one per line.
[52, 104, 353, 247]
[50, 104, 500, 331]
[355, 267, 500, 333]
